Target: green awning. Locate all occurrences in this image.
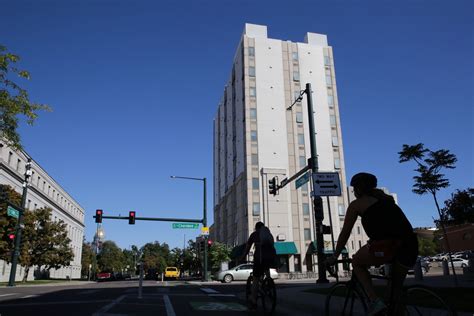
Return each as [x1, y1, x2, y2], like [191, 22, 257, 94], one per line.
[310, 241, 347, 254]
[230, 244, 246, 259]
[274, 242, 298, 255]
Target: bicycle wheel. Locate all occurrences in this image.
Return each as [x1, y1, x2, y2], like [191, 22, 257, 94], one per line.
[400, 285, 457, 316]
[261, 277, 276, 315]
[245, 275, 253, 304]
[325, 282, 368, 316]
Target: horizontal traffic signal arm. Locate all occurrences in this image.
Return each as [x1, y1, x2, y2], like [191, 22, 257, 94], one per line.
[93, 214, 203, 223]
[278, 165, 310, 188]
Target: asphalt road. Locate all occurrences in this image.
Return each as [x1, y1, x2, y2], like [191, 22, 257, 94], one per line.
[0, 280, 314, 316]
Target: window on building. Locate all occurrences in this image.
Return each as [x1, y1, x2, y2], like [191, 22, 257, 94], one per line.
[326, 75, 332, 85]
[252, 177, 259, 190]
[359, 240, 362, 248]
[327, 95, 334, 106]
[251, 130, 257, 141]
[357, 226, 361, 234]
[250, 87, 256, 97]
[296, 112, 303, 123]
[338, 204, 345, 216]
[293, 71, 300, 82]
[8, 152, 13, 165]
[27, 199, 31, 209]
[43, 181, 46, 190]
[294, 91, 301, 101]
[334, 158, 341, 169]
[252, 203, 260, 216]
[299, 156, 306, 168]
[304, 229, 311, 241]
[249, 66, 255, 77]
[303, 203, 310, 216]
[298, 134, 305, 145]
[16, 159, 21, 171]
[251, 154, 258, 165]
[250, 108, 257, 119]
[332, 136, 339, 147]
[324, 56, 331, 65]
[292, 51, 298, 61]
[301, 182, 308, 192]
[330, 115, 336, 126]
[248, 47, 255, 56]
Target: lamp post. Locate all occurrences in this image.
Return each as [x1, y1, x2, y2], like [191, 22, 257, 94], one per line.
[170, 176, 208, 282]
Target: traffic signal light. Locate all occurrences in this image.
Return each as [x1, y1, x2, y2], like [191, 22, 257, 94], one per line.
[95, 210, 103, 223]
[322, 225, 332, 234]
[268, 177, 279, 196]
[129, 211, 136, 225]
[8, 232, 15, 240]
[207, 239, 213, 250]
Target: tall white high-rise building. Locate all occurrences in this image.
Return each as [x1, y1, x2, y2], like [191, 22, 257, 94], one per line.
[213, 23, 362, 273]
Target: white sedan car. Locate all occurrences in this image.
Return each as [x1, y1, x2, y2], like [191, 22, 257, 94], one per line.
[215, 263, 279, 283]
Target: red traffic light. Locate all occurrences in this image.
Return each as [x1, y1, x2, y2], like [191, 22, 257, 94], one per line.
[207, 239, 213, 245]
[8, 234, 15, 240]
[129, 211, 136, 225]
[95, 209, 103, 223]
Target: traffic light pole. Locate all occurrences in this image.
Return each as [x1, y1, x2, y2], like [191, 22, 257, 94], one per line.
[8, 158, 31, 287]
[305, 83, 328, 284]
[202, 177, 208, 282]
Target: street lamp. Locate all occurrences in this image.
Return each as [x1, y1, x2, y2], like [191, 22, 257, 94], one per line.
[170, 175, 208, 282]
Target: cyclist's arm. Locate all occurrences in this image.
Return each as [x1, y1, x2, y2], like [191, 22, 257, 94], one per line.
[333, 201, 359, 257]
[241, 233, 256, 260]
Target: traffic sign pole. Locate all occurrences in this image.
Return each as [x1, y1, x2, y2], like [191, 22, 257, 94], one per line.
[305, 83, 329, 284]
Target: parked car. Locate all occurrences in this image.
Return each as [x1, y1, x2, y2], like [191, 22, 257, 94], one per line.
[164, 267, 180, 280]
[378, 258, 430, 275]
[449, 258, 469, 268]
[97, 272, 114, 281]
[214, 263, 279, 283]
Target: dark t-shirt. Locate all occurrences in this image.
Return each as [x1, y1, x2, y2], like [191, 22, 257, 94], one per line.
[247, 230, 276, 264]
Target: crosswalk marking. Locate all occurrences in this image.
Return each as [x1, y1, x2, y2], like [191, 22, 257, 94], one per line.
[0, 293, 17, 297]
[200, 287, 219, 294]
[163, 295, 176, 316]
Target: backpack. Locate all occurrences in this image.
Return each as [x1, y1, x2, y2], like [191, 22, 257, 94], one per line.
[259, 226, 274, 247]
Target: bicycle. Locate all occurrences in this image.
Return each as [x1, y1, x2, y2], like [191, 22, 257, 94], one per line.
[246, 269, 277, 315]
[325, 259, 456, 316]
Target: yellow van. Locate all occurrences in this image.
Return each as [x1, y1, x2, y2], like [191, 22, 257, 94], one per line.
[164, 267, 179, 279]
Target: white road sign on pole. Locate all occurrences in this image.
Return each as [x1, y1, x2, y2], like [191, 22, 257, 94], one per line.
[312, 172, 341, 196]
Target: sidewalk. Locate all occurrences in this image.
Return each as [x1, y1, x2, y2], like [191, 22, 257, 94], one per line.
[0, 280, 96, 288]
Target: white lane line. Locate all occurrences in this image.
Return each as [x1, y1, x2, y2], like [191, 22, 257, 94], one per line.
[92, 294, 126, 315]
[21, 295, 38, 299]
[200, 287, 219, 294]
[0, 293, 17, 297]
[0, 299, 111, 307]
[163, 295, 176, 316]
[208, 294, 236, 297]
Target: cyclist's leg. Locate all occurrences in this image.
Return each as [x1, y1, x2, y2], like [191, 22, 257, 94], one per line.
[388, 262, 408, 315]
[352, 244, 387, 301]
[251, 263, 264, 305]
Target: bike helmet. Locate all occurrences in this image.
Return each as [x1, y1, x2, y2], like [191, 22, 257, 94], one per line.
[350, 172, 377, 189]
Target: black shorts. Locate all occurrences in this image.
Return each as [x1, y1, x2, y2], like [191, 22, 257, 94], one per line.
[396, 234, 419, 268]
[253, 259, 272, 278]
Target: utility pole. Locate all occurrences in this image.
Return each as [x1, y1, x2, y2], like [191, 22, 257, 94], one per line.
[8, 158, 32, 287]
[305, 83, 329, 284]
[203, 177, 208, 282]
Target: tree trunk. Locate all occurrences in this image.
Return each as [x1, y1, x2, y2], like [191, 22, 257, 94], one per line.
[432, 192, 458, 285]
[22, 266, 30, 283]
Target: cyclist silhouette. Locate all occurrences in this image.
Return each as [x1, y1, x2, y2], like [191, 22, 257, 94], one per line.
[241, 222, 277, 309]
[326, 172, 418, 315]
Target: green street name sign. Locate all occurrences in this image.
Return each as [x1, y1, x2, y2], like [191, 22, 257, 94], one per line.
[172, 223, 199, 229]
[295, 172, 310, 189]
[7, 206, 20, 219]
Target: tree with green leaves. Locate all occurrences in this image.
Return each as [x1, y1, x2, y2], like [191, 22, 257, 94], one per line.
[439, 188, 474, 226]
[418, 236, 438, 257]
[19, 207, 74, 282]
[97, 241, 125, 273]
[398, 143, 458, 279]
[0, 45, 50, 149]
[81, 240, 97, 280]
[140, 241, 170, 275]
[208, 241, 230, 271]
[0, 184, 22, 260]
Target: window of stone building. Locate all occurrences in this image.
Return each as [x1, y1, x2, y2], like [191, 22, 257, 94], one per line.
[304, 229, 311, 240]
[252, 203, 260, 216]
[252, 178, 259, 190]
[303, 203, 310, 216]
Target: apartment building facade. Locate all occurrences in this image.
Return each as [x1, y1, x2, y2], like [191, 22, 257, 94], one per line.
[213, 23, 370, 273]
[0, 141, 85, 281]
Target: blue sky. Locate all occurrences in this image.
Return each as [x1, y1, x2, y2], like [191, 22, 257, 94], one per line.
[1, 0, 472, 250]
